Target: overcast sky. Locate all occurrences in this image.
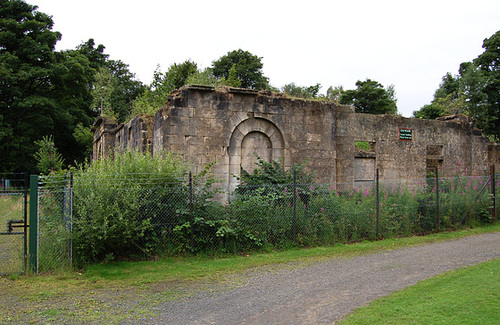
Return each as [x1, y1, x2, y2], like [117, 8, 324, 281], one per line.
[33, 0, 500, 117]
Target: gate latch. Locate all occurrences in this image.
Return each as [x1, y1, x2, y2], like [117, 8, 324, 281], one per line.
[7, 220, 25, 234]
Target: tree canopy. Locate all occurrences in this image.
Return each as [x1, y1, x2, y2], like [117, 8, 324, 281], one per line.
[1, 0, 66, 172]
[212, 49, 270, 90]
[340, 79, 398, 114]
[0, 1, 144, 172]
[413, 30, 500, 140]
[282, 83, 322, 100]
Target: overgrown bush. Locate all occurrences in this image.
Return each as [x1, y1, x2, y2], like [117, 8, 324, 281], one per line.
[72, 150, 191, 265]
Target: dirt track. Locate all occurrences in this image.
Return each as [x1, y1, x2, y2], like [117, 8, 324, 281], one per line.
[150, 232, 500, 324]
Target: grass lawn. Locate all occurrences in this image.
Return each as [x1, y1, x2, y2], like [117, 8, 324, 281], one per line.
[340, 257, 500, 324]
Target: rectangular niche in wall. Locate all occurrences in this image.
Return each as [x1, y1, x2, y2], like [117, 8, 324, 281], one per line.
[354, 140, 376, 189]
[426, 145, 444, 174]
[354, 157, 375, 189]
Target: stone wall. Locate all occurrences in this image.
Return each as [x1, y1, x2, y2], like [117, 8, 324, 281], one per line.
[93, 116, 153, 160]
[93, 85, 500, 191]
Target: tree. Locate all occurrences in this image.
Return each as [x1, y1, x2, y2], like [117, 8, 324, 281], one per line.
[434, 72, 460, 100]
[224, 64, 242, 87]
[185, 67, 223, 87]
[0, 0, 63, 172]
[413, 71, 465, 119]
[91, 66, 117, 118]
[414, 30, 500, 140]
[105, 59, 146, 123]
[212, 49, 270, 90]
[166, 60, 198, 89]
[473, 30, 500, 139]
[325, 85, 344, 103]
[413, 103, 445, 119]
[132, 64, 175, 116]
[0, 2, 143, 172]
[340, 79, 398, 114]
[458, 62, 488, 122]
[132, 60, 200, 117]
[282, 83, 321, 99]
[34, 135, 64, 174]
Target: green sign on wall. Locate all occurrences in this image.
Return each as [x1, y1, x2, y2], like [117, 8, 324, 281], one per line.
[399, 128, 412, 141]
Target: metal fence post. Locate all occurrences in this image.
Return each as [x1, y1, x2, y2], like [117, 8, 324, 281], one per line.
[189, 172, 193, 220]
[292, 169, 297, 241]
[23, 172, 29, 273]
[435, 167, 440, 230]
[491, 165, 496, 224]
[376, 169, 379, 239]
[69, 173, 73, 268]
[28, 174, 38, 273]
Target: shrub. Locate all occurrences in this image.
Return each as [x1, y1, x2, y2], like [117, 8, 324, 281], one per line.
[72, 150, 190, 265]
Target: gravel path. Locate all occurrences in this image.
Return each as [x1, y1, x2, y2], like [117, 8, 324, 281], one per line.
[152, 232, 500, 324]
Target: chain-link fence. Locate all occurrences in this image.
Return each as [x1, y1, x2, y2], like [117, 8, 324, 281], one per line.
[496, 174, 500, 222]
[37, 176, 73, 273]
[0, 173, 28, 275]
[34, 171, 497, 272]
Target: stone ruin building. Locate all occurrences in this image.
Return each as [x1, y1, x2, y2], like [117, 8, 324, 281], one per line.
[93, 85, 500, 192]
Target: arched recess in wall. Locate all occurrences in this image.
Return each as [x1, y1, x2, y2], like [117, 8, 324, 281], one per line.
[228, 118, 285, 190]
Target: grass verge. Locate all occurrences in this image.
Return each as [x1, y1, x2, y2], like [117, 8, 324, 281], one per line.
[1, 223, 499, 323]
[340, 257, 500, 324]
[81, 223, 500, 284]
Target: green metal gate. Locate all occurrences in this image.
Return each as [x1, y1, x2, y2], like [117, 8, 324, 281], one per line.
[0, 173, 29, 275]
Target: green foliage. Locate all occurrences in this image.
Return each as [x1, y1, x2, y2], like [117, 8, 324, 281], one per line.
[223, 64, 242, 87]
[234, 156, 315, 206]
[413, 103, 446, 119]
[41, 159, 494, 268]
[325, 85, 344, 103]
[72, 123, 93, 160]
[173, 216, 262, 254]
[354, 141, 371, 151]
[282, 83, 322, 99]
[212, 49, 270, 90]
[472, 30, 500, 139]
[434, 72, 460, 100]
[91, 66, 117, 118]
[132, 61, 198, 117]
[237, 156, 314, 186]
[132, 65, 170, 116]
[166, 60, 198, 89]
[34, 135, 65, 174]
[0, 0, 62, 172]
[103, 59, 145, 123]
[340, 79, 398, 114]
[185, 67, 223, 87]
[415, 30, 500, 139]
[0, 4, 144, 172]
[72, 150, 190, 265]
